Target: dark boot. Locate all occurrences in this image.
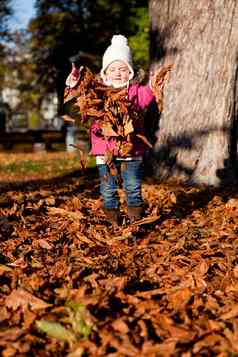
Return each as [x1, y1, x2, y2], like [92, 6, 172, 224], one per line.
[103, 208, 119, 225]
[128, 206, 143, 223]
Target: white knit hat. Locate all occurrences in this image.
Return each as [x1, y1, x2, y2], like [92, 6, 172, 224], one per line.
[100, 35, 134, 82]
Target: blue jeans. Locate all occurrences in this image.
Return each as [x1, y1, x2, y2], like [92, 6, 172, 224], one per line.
[97, 160, 144, 209]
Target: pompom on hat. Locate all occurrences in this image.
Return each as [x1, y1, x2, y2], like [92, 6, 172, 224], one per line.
[100, 34, 134, 82]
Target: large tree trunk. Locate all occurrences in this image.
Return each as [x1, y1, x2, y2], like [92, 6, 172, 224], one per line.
[149, 0, 238, 185]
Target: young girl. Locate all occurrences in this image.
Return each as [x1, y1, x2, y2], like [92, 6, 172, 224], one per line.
[65, 35, 155, 224]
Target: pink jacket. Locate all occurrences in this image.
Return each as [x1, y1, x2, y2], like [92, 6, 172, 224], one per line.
[90, 83, 154, 157]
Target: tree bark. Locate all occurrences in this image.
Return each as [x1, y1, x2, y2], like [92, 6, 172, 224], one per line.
[149, 0, 238, 185]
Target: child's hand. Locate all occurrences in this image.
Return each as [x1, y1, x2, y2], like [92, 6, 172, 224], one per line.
[149, 70, 157, 89]
[71, 63, 79, 78]
[149, 64, 172, 112]
[66, 64, 84, 88]
[71, 63, 84, 79]
[149, 68, 165, 89]
[150, 64, 172, 90]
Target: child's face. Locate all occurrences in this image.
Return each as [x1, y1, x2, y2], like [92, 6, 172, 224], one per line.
[105, 60, 130, 86]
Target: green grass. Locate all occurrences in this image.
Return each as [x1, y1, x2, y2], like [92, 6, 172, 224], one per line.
[0, 155, 96, 177]
[2, 160, 44, 173]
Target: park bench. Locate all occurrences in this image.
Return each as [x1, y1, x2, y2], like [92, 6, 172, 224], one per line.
[0, 130, 66, 150]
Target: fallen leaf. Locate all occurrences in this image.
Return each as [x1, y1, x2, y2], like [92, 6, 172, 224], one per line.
[5, 289, 51, 311]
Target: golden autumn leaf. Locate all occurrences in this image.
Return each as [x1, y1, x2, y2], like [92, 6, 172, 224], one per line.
[124, 119, 134, 136]
[5, 289, 51, 311]
[101, 123, 119, 137]
[119, 142, 133, 156]
[151, 64, 172, 112]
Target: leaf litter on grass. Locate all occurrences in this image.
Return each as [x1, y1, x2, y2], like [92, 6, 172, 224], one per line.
[0, 154, 238, 355]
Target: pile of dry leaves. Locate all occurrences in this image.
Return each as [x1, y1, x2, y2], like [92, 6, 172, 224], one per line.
[0, 162, 238, 356]
[62, 65, 171, 173]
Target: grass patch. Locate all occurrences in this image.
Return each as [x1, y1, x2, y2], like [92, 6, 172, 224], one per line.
[0, 152, 96, 180]
[0, 160, 44, 173]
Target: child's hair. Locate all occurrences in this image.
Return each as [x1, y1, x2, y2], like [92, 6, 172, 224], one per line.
[100, 35, 134, 82]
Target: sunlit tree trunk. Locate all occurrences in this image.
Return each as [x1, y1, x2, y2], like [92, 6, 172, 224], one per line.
[149, 0, 238, 185]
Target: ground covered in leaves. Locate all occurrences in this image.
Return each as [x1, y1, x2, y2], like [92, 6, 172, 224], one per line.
[1, 152, 238, 356]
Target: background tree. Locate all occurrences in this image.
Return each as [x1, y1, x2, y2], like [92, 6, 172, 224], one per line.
[0, 0, 13, 93]
[128, 7, 149, 69]
[149, 0, 238, 186]
[4, 31, 42, 112]
[0, 0, 12, 42]
[28, 0, 149, 111]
